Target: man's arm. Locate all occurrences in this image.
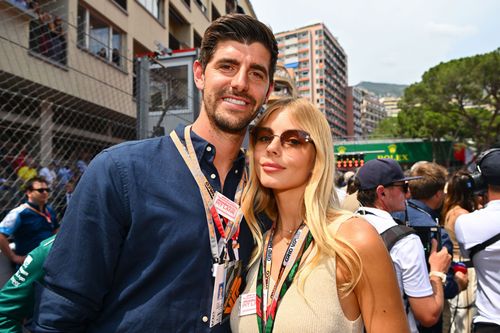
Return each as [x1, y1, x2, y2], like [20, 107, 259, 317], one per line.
[407, 239, 451, 327]
[32, 150, 130, 332]
[0, 210, 25, 266]
[0, 236, 54, 332]
[0, 234, 24, 266]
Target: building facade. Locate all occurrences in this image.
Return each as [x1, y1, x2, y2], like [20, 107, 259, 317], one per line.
[380, 96, 401, 118]
[0, 0, 255, 215]
[346, 86, 363, 139]
[275, 23, 348, 138]
[359, 89, 386, 136]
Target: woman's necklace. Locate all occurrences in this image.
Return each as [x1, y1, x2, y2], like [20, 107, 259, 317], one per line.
[278, 225, 300, 245]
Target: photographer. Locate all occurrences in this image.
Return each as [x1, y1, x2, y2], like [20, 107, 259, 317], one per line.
[355, 158, 451, 333]
[392, 162, 468, 333]
[455, 149, 500, 333]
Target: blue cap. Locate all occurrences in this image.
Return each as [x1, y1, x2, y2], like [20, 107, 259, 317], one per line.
[356, 158, 422, 190]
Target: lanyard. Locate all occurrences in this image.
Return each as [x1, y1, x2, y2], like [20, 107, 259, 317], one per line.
[24, 203, 52, 224]
[256, 224, 313, 333]
[171, 126, 246, 263]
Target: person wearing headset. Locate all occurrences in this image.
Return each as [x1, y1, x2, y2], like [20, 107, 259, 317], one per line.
[455, 148, 500, 333]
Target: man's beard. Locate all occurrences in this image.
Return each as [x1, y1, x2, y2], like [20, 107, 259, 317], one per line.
[203, 88, 261, 134]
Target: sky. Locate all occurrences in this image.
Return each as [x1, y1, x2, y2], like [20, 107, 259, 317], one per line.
[250, 0, 500, 86]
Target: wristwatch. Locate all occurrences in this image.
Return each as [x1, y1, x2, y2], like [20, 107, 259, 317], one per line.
[429, 271, 447, 284]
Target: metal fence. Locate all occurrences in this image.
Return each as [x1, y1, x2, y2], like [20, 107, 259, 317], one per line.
[0, 0, 195, 220]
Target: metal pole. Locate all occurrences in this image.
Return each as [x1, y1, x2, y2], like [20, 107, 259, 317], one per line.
[136, 57, 150, 140]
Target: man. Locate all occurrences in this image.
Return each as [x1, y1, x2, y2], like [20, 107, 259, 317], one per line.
[455, 149, 500, 333]
[0, 177, 58, 266]
[393, 162, 467, 333]
[355, 158, 451, 333]
[33, 14, 278, 332]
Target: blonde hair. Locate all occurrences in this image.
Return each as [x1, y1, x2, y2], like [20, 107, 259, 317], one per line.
[242, 97, 362, 295]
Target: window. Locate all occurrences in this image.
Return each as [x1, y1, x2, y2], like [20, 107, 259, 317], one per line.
[77, 5, 125, 68]
[113, 0, 127, 10]
[138, 0, 164, 22]
[195, 0, 207, 14]
[29, 10, 67, 65]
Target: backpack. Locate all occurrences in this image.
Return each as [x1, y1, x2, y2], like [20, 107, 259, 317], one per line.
[380, 225, 416, 252]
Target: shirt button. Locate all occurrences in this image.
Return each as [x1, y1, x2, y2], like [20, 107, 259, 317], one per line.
[206, 146, 212, 152]
[210, 174, 216, 179]
[202, 315, 208, 323]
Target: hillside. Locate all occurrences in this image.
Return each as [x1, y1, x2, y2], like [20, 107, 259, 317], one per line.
[355, 81, 408, 98]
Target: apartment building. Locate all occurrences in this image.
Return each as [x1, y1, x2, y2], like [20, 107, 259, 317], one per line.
[359, 89, 387, 136]
[380, 96, 401, 117]
[275, 23, 348, 138]
[0, 0, 254, 214]
[346, 86, 363, 139]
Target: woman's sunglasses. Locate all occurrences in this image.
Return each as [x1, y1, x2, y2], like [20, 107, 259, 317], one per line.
[250, 126, 314, 149]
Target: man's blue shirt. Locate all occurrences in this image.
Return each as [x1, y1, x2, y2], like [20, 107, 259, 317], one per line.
[33, 125, 253, 333]
[0, 201, 58, 256]
[392, 199, 459, 300]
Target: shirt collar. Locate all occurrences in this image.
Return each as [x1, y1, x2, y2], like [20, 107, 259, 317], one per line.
[173, 124, 246, 169]
[357, 206, 395, 220]
[26, 200, 46, 211]
[407, 199, 438, 218]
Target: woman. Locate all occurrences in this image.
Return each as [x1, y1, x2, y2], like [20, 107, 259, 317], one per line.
[230, 98, 409, 332]
[441, 170, 478, 333]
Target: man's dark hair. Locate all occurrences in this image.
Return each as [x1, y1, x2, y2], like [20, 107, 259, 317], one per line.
[356, 177, 377, 207]
[25, 176, 47, 192]
[199, 14, 278, 80]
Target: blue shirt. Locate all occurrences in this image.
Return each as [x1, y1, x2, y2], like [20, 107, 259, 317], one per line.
[392, 199, 459, 299]
[33, 126, 254, 333]
[0, 202, 58, 256]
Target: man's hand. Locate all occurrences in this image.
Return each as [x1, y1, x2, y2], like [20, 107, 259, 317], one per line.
[12, 254, 26, 265]
[454, 271, 469, 292]
[428, 238, 451, 273]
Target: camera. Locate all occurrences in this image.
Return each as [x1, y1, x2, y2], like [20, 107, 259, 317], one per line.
[412, 226, 442, 260]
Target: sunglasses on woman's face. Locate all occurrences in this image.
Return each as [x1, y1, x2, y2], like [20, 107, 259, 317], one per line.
[251, 126, 314, 149]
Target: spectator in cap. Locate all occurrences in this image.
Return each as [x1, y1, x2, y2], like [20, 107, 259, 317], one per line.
[455, 149, 500, 333]
[354, 158, 451, 333]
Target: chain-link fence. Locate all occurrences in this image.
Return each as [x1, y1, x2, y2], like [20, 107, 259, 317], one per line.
[0, 0, 196, 220]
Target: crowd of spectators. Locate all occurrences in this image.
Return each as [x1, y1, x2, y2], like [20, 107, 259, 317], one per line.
[334, 160, 492, 333]
[0, 150, 87, 221]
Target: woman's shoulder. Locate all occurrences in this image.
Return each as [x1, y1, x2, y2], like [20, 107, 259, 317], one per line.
[445, 205, 469, 227]
[329, 213, 384, 252]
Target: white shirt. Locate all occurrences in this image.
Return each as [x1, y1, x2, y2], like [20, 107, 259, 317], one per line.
[358, 207, 433, 333]
[455, 199, 500, 325]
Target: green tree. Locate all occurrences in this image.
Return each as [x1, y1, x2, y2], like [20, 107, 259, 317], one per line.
[381, 49, 500, 153]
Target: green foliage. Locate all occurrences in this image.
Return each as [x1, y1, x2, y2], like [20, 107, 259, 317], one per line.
[388, 48, 500, 151]
[370, 117, 400, 138]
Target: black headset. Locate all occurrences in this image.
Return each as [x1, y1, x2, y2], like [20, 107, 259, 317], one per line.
[470, 148, 500, 193]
